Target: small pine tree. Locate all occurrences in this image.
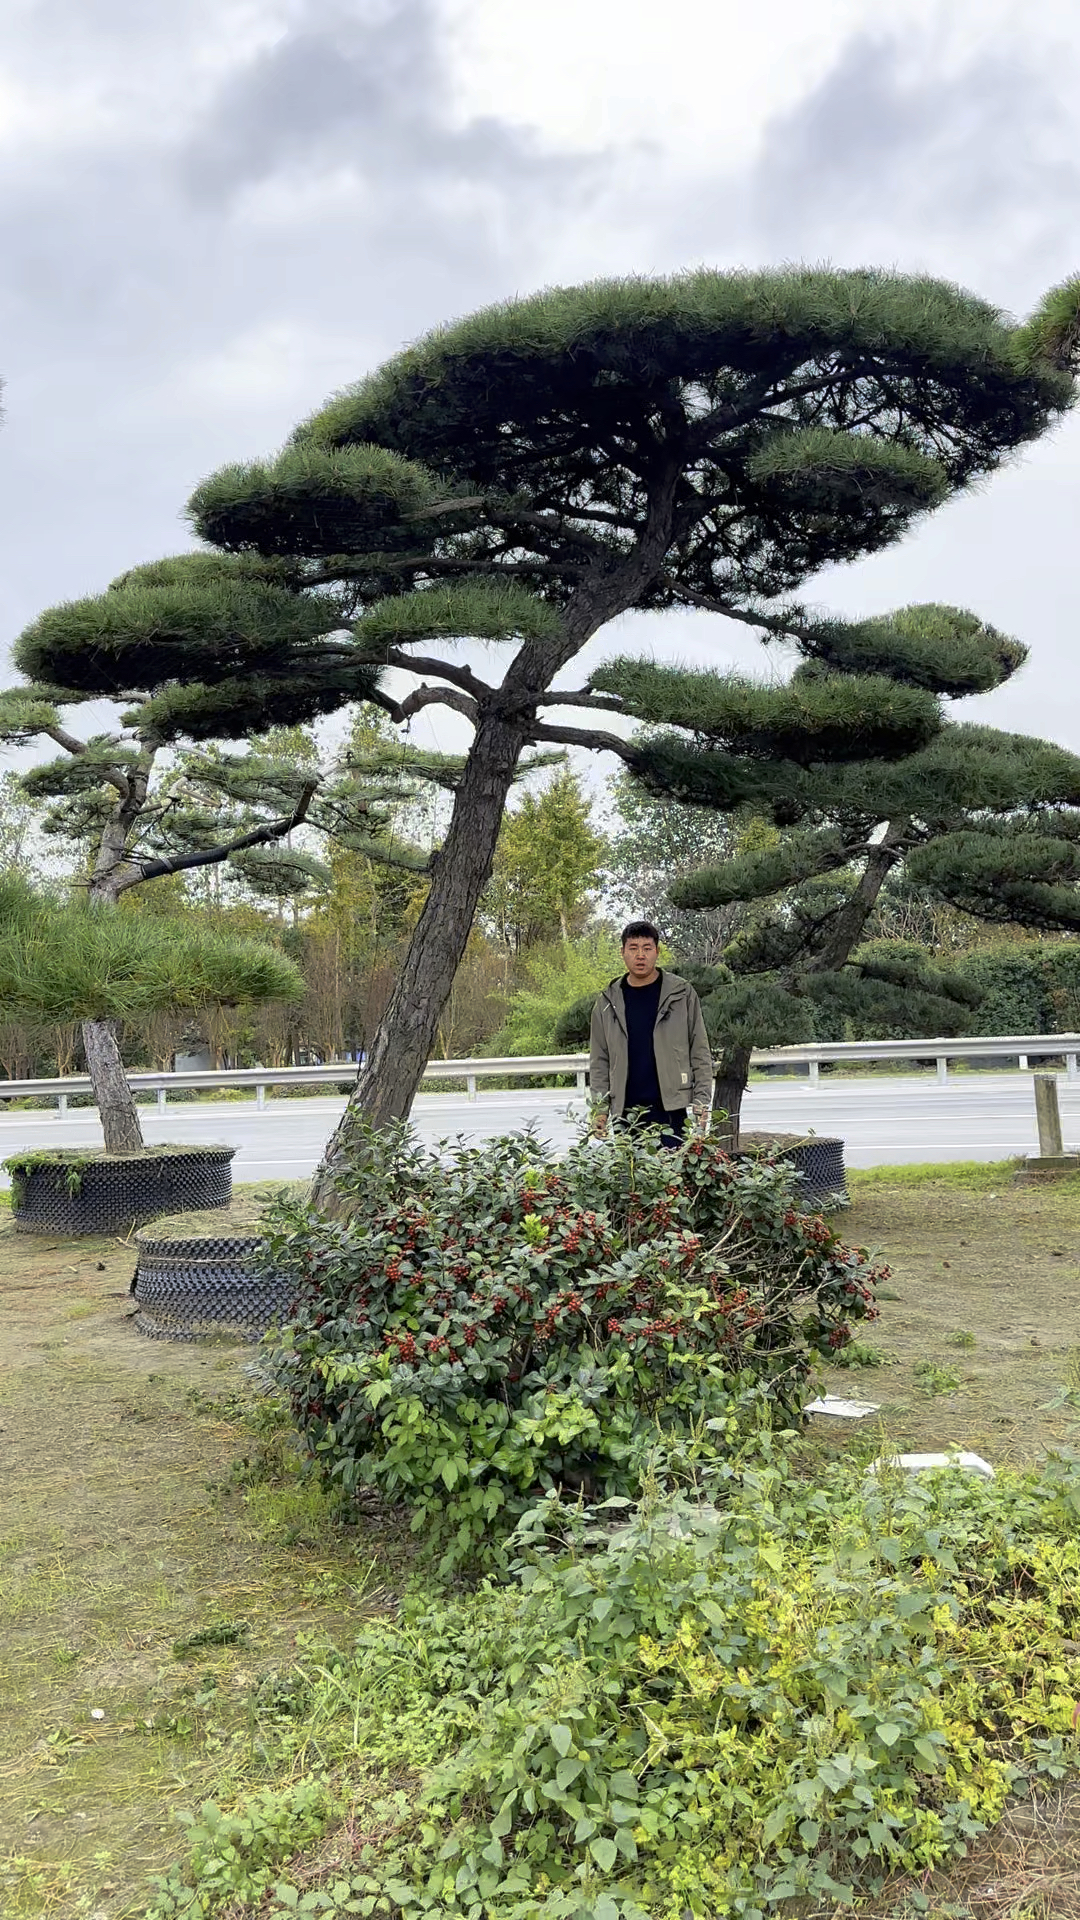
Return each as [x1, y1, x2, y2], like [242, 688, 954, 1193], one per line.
[0, 877, 303, 1150]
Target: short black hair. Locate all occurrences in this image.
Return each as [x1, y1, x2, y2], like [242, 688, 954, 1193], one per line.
[621, 919, 661, 947]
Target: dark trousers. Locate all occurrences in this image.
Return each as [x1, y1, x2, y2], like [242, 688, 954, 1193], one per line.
[618, 1103, 688, 1151]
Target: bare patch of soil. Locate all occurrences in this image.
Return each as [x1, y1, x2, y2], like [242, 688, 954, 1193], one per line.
[0, 1213, 402, 1920]
[811, 1173, 1080, 1467]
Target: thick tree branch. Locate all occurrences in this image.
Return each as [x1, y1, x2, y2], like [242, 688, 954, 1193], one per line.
[397, 685, 479, 724]
[539, 689, 628, 716]
[115, 779, 319, 894]
[377, 649, 494, 699]
[530, 720, 644, 765]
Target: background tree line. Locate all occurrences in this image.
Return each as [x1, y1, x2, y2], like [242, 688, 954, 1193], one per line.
[3, 723, 1080, 1089]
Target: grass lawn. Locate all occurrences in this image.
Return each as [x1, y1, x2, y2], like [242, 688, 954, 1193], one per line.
[1, 1163, 1080, 1918]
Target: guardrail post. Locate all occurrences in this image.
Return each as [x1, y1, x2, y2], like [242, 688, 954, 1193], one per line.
[1019, 1053, 1029, 1071]
[467, 1074, 477, 1101]
[576, 1069, 587, 1096]
[157, 1088, 167, 1115]
[1068, 1053, 1078, 1082]
[1034, 1073, 1065, 1157]
[808, 1060, 820, 1086]
[57, 1093, 67, 1119]
[935, 1056, 948, 1084]
[256, 1083, 267, 1111]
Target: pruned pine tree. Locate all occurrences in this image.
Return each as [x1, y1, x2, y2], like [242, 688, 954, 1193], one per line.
[7, 268, 1079, 1200]
[0, 876, 303, 1149]
[0, 640, 457, 1148]
[599, 605, 1080, 1142]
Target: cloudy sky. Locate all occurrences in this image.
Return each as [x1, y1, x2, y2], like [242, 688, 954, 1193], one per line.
[1, 0, 1078, 777]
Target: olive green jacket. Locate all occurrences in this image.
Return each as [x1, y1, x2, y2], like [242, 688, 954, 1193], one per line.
[588, 970, 714, 1117]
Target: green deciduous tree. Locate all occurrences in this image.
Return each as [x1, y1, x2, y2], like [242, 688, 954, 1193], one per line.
[603, 607, 1080, 1141]
[6, 267, 1079, 1200]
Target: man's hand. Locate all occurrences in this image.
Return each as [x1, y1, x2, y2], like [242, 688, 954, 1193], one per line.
[693, 1105, 712, 1134]
[592, 1109, 609, 1137]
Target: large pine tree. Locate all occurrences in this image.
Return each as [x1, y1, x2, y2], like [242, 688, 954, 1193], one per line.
[589, 605, 1080, 1139]
[5, 268, 1078, 1196]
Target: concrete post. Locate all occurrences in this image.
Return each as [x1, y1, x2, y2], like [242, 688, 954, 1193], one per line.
[576, 1070, 587, 1096]
[1034, 1073, 1065, 1157]
[936, 1056, 948, 1085]
[157, 1088, 167, 1114]
[808, 1059, 820, 1086]
[256, 1083, 266, 1111]
[467, 1074, 477, 1101]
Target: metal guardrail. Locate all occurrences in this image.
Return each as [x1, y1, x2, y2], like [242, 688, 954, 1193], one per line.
[0, 1036, 1079, 1117]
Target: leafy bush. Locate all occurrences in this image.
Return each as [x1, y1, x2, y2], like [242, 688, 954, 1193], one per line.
[152, 1450, 1080, 1920]
[264, 1124, 882, 1573]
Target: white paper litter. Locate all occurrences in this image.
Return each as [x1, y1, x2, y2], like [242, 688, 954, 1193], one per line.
[867, 1450, 994, 1479]
[805, 1396, 880, 1419]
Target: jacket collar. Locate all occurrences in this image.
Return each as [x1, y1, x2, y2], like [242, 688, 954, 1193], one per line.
[603, 969, 686, 1030]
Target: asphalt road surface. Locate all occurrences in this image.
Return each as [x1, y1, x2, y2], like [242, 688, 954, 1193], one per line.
[0, 1072, 1074, 1185]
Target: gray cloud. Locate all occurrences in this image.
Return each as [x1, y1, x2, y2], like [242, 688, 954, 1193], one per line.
[180, 0, 578, 202]
[750, 33, 1077, 296]
[0, 0, 597, 656]
[1, 0, 1078, 771]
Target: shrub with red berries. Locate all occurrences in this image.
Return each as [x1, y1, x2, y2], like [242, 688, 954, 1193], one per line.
[263, 1123, 882, 1572]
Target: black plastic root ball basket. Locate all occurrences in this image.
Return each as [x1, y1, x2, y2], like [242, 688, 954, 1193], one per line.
[736, 1134, 848, 1212]
[131, 1231, 292, 1341]
[8, 1146, 235, 1235]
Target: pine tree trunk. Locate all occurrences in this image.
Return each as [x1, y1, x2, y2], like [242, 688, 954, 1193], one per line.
[310, 715, 529, 1210]
[711, 1043, 752, 1150]
[81, 1017, 145, 1153]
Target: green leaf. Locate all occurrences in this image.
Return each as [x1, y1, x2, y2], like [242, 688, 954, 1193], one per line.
[875, 1721, 902, 1747]
[590, 1835, 618, 1873]
[550, 1723, 573, 1758]
[556, 1756, 585, 1790]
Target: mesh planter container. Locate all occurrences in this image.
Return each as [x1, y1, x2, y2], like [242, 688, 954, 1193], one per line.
[8, 1146, 235, 1235]
[131, 1229, 292, 1342]
[736, 1134, 848, 1212]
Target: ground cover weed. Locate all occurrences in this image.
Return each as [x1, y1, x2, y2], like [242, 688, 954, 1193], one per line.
[150, 1450, 1080, 1920]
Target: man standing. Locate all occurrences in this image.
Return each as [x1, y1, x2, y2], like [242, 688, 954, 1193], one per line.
[589, 921, 714, 1146]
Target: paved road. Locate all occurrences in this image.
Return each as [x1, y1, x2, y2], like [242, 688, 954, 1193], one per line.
[0, 1072, 1073, 1184]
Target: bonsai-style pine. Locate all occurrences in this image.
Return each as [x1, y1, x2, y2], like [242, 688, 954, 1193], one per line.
[6, 267, 1079, 1203]
[0, 875, 303, 1153]
[590, 603, 1080, 1141]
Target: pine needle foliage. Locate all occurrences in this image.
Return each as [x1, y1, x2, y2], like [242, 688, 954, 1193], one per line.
[0, 880, 303, 1023]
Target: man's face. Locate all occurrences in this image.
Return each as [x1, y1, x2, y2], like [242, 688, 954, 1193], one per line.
[623, 936, 659, 982]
